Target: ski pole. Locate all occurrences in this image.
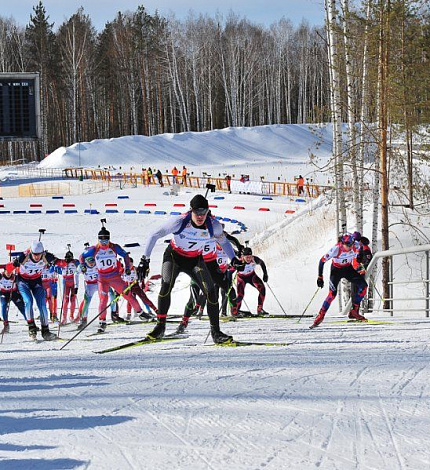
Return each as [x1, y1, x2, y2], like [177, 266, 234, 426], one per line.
[296, 287, 320, 323]
[60, 281, 137, 350]
[266, 282, 288, 316]
[56, 277, 66, 337]
[2, 244, 17, 343]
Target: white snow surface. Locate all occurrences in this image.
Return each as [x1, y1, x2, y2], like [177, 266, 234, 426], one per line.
[0, 135, 429, 468]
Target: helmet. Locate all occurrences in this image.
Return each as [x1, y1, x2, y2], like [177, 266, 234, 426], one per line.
[65, 251, 74, 261]
[243, 247, 253, 256]
[190, 194, 209, 215]
[98, 227, 110, 245]
[85, 256, 95, 266]
[340, 233, 354, 246]
[352, 231, 362, 241]
[30, 241, 44, 254]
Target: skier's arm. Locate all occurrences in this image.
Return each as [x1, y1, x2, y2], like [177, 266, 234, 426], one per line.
[318, 245, 338, 277]
[225, 232, 244, 256]
[142, 216, 184, 259]
[112, 244, 131, 270]
[253, 256, 268, 281]
[213, 221, 235, 260]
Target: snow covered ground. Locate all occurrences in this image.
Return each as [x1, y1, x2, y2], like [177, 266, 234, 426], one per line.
[1, 124, 430, 469]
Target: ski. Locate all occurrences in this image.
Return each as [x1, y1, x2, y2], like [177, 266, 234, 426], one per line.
[211, 339, 290, 347]
[330, 319, 393, 325]
[94, 335, 185, 354]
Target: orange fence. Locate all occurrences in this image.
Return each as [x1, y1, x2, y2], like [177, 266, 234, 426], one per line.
[62, 168, 330, 198]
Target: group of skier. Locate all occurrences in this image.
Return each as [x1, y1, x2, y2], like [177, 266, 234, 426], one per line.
[0, 192, 372, 344]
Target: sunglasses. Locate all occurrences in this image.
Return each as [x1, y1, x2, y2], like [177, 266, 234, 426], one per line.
[192, 208, 209, 216]
[99, 236, 110, 241]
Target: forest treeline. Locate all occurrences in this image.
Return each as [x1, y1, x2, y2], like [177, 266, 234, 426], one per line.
[0, 1, 428, 164]
[0, 2, 329, 159]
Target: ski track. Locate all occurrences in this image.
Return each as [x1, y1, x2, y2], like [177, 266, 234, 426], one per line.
[2, 315, 430, 468]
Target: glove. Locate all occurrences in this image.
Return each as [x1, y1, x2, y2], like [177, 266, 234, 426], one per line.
[12, 258, 20, 267]
[317, 276, 324, 288]
[237, 245, 245, 257]
[74, 287, 78, 295]
[263, 273, 268, 282]
[137, 256, 150, 281]
[125, 268, 131, 276]
[357, 265, 366, 276]
[231, 257, 245, 272]
[80, 265, 87, 274]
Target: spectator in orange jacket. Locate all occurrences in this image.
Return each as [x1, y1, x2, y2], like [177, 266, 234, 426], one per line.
[171, 166, 179, 184]
[296, 175, 304, 196]
[181, 166, 187, 185]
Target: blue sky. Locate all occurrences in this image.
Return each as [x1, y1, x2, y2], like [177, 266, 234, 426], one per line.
[5, 0, 324, 31]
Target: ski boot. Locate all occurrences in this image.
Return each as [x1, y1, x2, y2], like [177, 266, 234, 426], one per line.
[125, 314, 132, 322]
[111, 312, 126, 323]
[41, 325, 57, 341]
[211, 326, 233, 344]
[28, 320, 38, 340]
[2, 321, 10, 334]
[146, 322, 166, 340]
[348, 304, 367, 322]
[77, 318, 88, 330]
[257, 307, 269, 316]
[310, 309, 326, 329]
[139, 311, 153, 321]
[97, 321, 107, 333]
[175, 322, 188, 335]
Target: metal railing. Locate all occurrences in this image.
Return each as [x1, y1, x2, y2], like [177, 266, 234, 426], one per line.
[342, 244, 430, 317]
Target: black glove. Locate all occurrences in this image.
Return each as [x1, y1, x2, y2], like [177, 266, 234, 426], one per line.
[317, 276, 324, 288]
[80, 265, 87, 274]
[237, 245, 245, 257]
[137, 256, 150, 281]
[74, 287, 78, 295]
[263, 273, 268, 283]
[125, 268, 131, 276]
[231, 257, 245, 272]
[12, 258, 20, 267]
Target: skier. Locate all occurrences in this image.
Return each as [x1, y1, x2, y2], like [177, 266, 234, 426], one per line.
[175, 230, 244, 334]
[41, 265, 57, 321]
[57, 250, 80, 324]
[122, 257, 157, 321]
[7, 241, 58, 340]
[79, 224, 146, 332]
[311, 233, 368, 328]
[77, 255, 98, 329]
[137, 194, 242, 343]
[235, 247, 269, 316]
[0, 269, 26, 333]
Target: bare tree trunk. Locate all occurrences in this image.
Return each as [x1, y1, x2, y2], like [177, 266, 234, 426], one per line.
[378, 0, 391, 310]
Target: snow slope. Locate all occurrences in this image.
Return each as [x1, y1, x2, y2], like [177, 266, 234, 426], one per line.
[38, 124, 335, 183]
[1, 125, 430, 469]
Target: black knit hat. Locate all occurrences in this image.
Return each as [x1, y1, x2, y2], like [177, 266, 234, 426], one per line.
[190, 194, 209, 211]
[65, 251, 74, 260]
[243, 247, 252, 255]
[98, 227, 110, 239]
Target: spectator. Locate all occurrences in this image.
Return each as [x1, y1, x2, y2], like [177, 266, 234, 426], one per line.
[181, 166, 188, 185]
[225, 175, 232, 193]
[296, 175, 304, 196]
[155, 169, 163, 187]
[171, 166, 179, 184]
